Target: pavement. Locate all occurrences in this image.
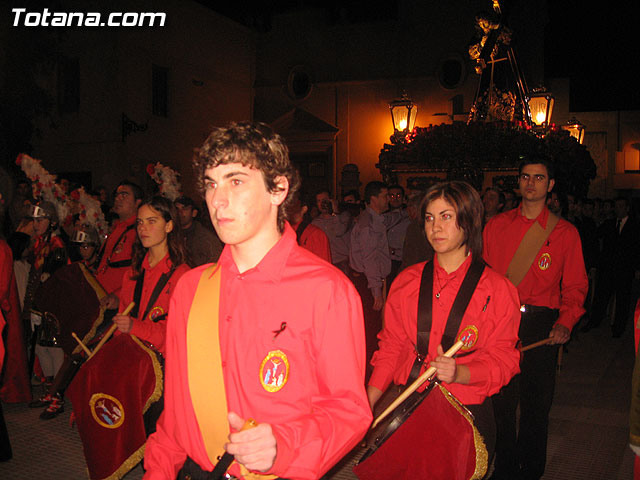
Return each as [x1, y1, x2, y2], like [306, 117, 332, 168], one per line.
[0, 319, 636, 480]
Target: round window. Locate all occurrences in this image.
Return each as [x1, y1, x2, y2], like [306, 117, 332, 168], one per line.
[287, 65, 313, 101]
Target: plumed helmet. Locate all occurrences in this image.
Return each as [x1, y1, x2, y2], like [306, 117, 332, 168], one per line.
[71, 225, 100, 246]
[29, 201, 59, 224]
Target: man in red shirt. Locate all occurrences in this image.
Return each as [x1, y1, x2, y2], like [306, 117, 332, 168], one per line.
[96, 181, 143, 296]
[143, 122, 371, 480]
[483, 158, 587, 480]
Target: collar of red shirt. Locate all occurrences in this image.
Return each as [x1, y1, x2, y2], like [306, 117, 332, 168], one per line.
[214, 223, 296, 283]
[517, 204, 550, 228]
[112, 213, 137, 231]
[142, 251, 172, 273]
[433, 252, 473, 283]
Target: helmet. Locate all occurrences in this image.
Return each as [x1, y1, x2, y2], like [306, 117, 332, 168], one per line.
[72, 225, 100, 246]
[29, 201, 59, 224]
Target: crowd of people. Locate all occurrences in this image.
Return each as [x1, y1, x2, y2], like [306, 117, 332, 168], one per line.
[0, 121, 636, 479]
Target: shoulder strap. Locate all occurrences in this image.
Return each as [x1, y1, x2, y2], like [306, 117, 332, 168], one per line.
[97, 223, 136, 266]
[140, 266, 177, 322]
[408, 259, 485, 384]
[130, 270, 145, 318]
[441, 260, 485, 351]
[415, 261, 434, 356]
[505, 212, 559, 287]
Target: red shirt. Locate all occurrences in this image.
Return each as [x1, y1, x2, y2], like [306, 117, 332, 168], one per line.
[292, 220, 332, 263]
[0, 239, 30, 402]
[634, 299, 640, 353]
[0, 310, 4, 372]
[143, 224, 371, 480]
[96, 215, 138, 295]
[116, 253, 189, 355]
[483, 206, 588, 331]
[369, 255, 521, 406]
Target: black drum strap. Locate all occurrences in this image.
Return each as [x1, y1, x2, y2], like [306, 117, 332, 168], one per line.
[141, 267, 176, 322]
[131, 266, 177, 322]
[130, 270, 145, 319]
[442, 260, 485, 350]
[97, 223, 136, 267]
[408, 261, 434, 383]
[408, 259, 485, 383]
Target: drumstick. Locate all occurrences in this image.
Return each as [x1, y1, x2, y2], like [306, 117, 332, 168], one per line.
[71, 332, 92, 356]
[520, 338, 552, 352]
[372, 340, 464, 429]
[88, 302, 135, 359]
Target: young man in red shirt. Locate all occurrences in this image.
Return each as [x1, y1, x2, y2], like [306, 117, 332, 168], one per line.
[484, 157, 587, 480]
[143, 122, 371, 480]
[96, 181, 143, 296]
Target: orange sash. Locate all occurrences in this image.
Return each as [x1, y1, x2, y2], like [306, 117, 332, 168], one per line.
[505, 212, 559, 287]
[187, 264, 228, 464]
[186, 265, 277, 480]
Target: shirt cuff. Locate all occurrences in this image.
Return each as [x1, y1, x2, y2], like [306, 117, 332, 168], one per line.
[268, 426, 294, 477]
[465, 362, 488, 386]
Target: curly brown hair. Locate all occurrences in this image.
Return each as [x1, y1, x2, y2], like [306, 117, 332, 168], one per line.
[193, 122, 300, 233]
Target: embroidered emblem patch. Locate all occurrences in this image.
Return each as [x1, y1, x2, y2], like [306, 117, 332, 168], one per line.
[259, 350, 289, 392]
[538, 253, 551, 270]
[457, 325, 479, 350]
[148, 306, 164, 322]
[89, 393, 125, 429]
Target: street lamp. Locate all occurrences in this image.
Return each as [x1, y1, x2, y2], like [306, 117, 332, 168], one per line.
[389, 93, 417, 141]
[561, 116, 586, 144]
[526, 87, 554, 128]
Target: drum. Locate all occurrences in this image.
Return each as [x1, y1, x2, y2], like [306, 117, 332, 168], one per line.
[354, 383, 488, 480]
[66, 333, 163, 480]
[33, 263, 107, 355]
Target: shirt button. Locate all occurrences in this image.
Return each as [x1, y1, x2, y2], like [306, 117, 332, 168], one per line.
[236, 274, 243, 280]
[225, 315, 231, 322]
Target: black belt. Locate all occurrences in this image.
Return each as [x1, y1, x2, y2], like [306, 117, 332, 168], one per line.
[519, 304, 559, 315]
[178, 457, 290, 480]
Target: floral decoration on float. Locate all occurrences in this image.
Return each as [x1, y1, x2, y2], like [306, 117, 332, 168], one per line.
[146, 162, 181, 201]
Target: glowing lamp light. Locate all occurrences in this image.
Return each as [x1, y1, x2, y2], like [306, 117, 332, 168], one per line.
[561, 117, 586, 144]
[526, 88, 554, 127]
[389, 93, 417, 141]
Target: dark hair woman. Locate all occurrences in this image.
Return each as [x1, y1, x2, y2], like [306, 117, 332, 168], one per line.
[110, 196, 189, 352]
[366, 181, 521, 464]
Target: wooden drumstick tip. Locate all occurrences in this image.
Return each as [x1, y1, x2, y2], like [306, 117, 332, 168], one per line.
[520, 337, 553, 352]
[71, 331, 92, 356]
[241, 418, 258, 431]
[88, 301, 136, 359]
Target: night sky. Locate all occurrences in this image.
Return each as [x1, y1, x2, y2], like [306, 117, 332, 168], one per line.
[545, 1, 639, 112]
[203, 0, 640, 113]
